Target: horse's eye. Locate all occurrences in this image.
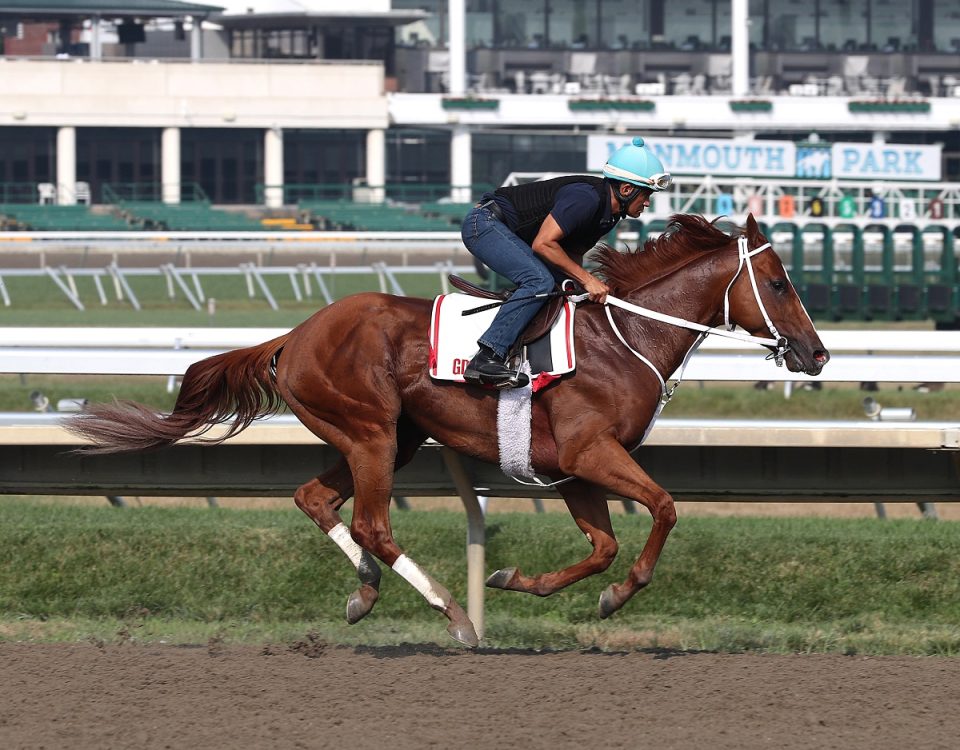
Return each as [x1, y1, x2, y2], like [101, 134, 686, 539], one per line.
[771, 279, 787, 293]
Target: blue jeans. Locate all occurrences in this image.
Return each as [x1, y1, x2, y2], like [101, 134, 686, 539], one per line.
[461, 205, 564, 359]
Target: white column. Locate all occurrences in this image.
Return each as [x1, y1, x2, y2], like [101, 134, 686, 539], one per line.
[365, 128, 386, 204]
[731, 0, 750, 97]
[450, 126, 472, 203]
[56, 126, 76, 206]
[189, 17, 203, 61]
[90, 16, 102, 60]
[448, 0, 466, 95]
[264, 126, 284, 208]
[161, 127, 181, 204]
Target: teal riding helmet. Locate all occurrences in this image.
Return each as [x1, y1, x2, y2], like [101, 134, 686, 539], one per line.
[602, 136, 672, 191]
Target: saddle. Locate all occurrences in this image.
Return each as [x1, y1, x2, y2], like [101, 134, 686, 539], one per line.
[448, 274, 569, 354]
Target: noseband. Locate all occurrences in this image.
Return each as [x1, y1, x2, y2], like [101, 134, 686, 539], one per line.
[722, 236, 791, 367]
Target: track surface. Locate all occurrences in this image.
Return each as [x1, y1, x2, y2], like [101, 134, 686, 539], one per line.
[2, 642, 958, 749]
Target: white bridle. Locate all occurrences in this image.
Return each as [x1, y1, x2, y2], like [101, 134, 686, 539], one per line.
[511, 236, 796, 488]
[603, 235, 792, 411]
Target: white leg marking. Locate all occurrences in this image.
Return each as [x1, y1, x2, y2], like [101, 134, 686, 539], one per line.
[392, 554, 450, 610]
[328, 522, 364, 568]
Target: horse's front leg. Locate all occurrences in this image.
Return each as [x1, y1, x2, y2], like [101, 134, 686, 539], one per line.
[486, 480, 619, 596]
[560, 438, 677, 619]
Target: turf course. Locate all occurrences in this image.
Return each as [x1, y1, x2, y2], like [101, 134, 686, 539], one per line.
[1, 502, 958, 654]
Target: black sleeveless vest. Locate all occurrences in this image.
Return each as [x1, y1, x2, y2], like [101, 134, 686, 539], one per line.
[494, 175, 615, 254]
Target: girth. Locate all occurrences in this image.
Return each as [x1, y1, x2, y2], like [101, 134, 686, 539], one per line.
[448, 274, 567, 353]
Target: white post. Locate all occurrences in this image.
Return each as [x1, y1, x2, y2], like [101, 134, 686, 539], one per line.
[161, 127, 181, 204]
[366, 128, 386, 204]
[264, 126, 284, 208]
[56, 127, 76, 206]
[450, 126, 472, 203]
[731, 0, 750, 97]
[448, 0, 466, 95]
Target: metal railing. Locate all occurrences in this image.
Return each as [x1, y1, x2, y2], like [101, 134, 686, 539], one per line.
[504, 173, 960, 223]
[102, 182, 209, 204]
[0, 261, 473, 312]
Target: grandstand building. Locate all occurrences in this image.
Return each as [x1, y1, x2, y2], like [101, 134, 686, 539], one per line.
[0, 0, 959, 207]
[3, 1, 960, 325]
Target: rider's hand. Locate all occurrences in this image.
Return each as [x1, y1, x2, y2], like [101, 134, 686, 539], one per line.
[582, 274, 610, 304]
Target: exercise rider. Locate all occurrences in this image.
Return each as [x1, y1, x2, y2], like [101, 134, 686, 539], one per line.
[461, 135, 673, 388]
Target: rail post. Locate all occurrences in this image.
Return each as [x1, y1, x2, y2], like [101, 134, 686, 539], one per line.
[441, 447, 486, 640]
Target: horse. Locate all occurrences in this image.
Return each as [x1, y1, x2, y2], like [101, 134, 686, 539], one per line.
[68, 213, 829, 647]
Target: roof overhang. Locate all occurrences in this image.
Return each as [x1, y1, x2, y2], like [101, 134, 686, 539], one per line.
[0, 1, 222, 21]
[213, 9, 427, 30]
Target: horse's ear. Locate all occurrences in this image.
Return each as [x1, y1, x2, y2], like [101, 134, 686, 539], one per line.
[745, 213, 760, 239]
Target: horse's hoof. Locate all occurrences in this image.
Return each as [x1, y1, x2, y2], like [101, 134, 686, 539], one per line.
[447, 620, 480, 648]
[598, 584, 621, 620]
[345, 584, 379, 625]
[485, 567, 517, 590]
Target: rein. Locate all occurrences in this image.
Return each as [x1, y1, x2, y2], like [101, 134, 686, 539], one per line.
[607, 238, 787, 355]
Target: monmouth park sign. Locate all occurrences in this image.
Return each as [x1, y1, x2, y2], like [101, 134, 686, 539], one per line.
[587, 136, 942, 181]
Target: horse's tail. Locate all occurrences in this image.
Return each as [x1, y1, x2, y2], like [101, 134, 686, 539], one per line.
[67, 333, 292, 454]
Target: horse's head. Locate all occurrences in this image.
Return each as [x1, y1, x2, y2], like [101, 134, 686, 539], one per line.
[725, 214, 830, 376]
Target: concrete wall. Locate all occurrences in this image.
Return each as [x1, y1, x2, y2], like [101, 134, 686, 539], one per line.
[0, 59, 387, 129]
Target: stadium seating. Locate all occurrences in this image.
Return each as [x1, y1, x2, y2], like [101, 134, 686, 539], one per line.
[120, 202, 268, 231]
[0, 204, 130, 231]
[298, 200, 462, 231]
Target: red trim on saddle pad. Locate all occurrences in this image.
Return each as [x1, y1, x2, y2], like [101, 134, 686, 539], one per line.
[532, 372, 560, 393]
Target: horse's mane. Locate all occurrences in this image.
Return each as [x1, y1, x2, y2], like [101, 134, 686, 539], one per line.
[594, 214, 740, 295]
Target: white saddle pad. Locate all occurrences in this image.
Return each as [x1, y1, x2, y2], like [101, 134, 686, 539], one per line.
[428, 292, 576, 390]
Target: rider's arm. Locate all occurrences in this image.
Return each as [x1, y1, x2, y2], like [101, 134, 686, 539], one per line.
[531, 217, 609, 303]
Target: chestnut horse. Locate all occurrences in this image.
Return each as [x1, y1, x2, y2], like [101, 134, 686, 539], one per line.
[68, 214, 829, 647]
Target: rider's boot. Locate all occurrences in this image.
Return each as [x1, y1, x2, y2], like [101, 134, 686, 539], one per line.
[464, 345, 530, 389]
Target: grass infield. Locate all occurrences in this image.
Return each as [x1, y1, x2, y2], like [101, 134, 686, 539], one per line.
[1, 502, 958, 655]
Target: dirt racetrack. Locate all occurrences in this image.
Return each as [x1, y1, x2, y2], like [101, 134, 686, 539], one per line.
[2, 642, 959, 749]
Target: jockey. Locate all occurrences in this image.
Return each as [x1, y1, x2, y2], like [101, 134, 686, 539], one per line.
[462, 135, 672, 388]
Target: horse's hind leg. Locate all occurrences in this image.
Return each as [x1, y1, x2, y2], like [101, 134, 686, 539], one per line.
[347, 437, 479, 648]
[486, 480, 619, 596]
[295, 421, 427, 625]
[294, 459, 383, 624]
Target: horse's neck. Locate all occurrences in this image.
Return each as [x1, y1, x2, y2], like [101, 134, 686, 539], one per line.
[617, 252, 732, 377]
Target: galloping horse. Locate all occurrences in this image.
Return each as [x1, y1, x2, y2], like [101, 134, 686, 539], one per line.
[69, 214, 829, 647]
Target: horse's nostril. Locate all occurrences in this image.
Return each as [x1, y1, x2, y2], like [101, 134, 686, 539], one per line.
[814, 350, 829, 364]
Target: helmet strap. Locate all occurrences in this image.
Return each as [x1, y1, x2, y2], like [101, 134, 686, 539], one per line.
[611, 182, 642, 219]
